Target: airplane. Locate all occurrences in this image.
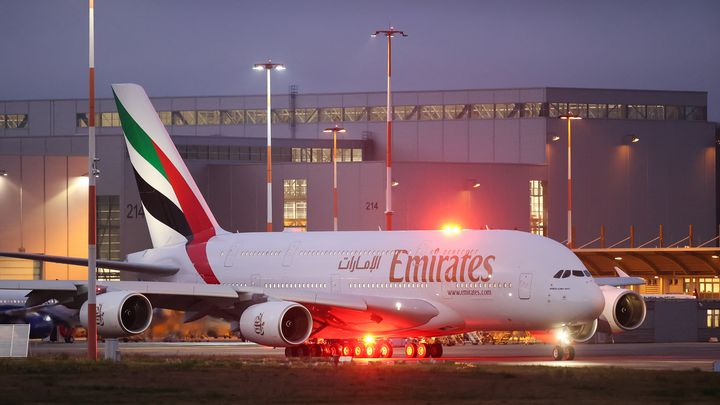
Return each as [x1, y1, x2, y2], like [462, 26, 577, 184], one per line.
[0, 290, 76, 342]
[0, 83, 647, 360]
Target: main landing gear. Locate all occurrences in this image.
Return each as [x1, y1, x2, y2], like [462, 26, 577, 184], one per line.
[284, 339, 395, 359]
[551, 345, 575, 361]
[403, 341, 443, 359]
[283, 339, 445, 359]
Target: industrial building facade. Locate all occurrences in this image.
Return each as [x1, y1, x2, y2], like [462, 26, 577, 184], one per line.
[0, 87, 717, 299]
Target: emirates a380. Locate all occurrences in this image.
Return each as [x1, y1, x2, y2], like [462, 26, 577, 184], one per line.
[0, 84, 647, 360]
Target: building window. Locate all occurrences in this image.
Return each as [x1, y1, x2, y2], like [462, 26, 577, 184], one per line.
[320, 108, 343, 123]
[101, 112, 121, 127]
[221, 110, 245, 125]
[588, 104, 607, 119]
[530, 180, 547, 236]
[172, 110, 196, 125]
[548, 103, 568, 118]
[394, 105, 418, 121]
[272, 109, 292, 124]
[245, 109, 266, 125]
[294, 108, 318, 123]
[3, 114, 29, 129]
[344, 107, 368, 122]
[568, 103, 588, 118]
[470, 104, 494, 119]
[708, 309, 720, 328]
[198, 110, 220, 125]
[496, 103, 520, 119]
[369, 106, 387, 121]
[645, 105, 665, 120]
[522, 103, 546, 118]
[420, 105, 444, 120]
[665, 105, 683, 120]
[685, 106, 705, 121]
[627, 104, 646, 120]
[158, 111, 172, 126]
[607, 104, 625, 119]
[444, 104, 469, 120]
[284, 179, 307, 231]
[97, 195, 121, 281]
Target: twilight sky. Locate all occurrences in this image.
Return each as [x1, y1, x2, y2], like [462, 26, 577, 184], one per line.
[1, 0, 719, 121]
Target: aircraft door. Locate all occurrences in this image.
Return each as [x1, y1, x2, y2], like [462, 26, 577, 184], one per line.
[282, 241, 300, 267]
[518, 273, 532, 299]
[224, 243, 241, 267]
[330, 275, 342, 294]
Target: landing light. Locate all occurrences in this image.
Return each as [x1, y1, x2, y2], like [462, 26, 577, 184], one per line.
[442, 224, 462, 235]
[395, 301, 402, 311]
[363, 335, 375, 344]
[555, 329, 570, 345]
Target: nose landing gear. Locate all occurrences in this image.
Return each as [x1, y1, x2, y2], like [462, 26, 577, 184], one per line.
[552, 345, 575, 361]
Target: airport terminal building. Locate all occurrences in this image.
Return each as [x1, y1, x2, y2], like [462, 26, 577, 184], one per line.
[1, 86, 719, 341]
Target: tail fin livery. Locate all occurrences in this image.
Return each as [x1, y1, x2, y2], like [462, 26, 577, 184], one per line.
[112, 83, 225, 250]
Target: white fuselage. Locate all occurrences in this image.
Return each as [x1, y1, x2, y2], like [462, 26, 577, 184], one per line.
[128, 229, 605, 339]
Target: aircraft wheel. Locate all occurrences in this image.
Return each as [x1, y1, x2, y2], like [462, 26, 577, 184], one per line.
[378, 341, 393, 358]
[416, 342, 429, 358]
[429, 342, 443, 358]
[296, 344, 310, 357]
[309, 344, 322, 357]
[352, 342, 364, 358]
[365, 344, 379, 358]
[329, 344, 340, 357]
[552, 345, 564, 361]
[285, 347, 296, 357]
[64, 335, 75, 344]
[404, 342, 417, 358]
[565, 346, 575, 361]
[341, 344, 352, 357]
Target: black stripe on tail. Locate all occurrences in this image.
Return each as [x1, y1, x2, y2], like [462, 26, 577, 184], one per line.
[133, 168, 193, 239]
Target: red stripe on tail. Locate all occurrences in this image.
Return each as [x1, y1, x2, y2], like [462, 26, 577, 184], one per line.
[152, 141, 219, 284]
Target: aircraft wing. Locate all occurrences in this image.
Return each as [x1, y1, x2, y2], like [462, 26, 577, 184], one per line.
[0, 280, 440, 334]
[0, 252, 179, 277]
[593, 266, 646, 287]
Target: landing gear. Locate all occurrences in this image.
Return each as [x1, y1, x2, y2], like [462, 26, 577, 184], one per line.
[552, 345, 575, 361]
[416, 342, 429, 358]
[404, 342, 417, 358]
[284, 339, 396, 358]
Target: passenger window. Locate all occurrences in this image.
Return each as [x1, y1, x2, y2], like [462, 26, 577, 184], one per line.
[553, 270, 563, 278]
[561, 270, 571, 278]
[572, 270, 584, 277]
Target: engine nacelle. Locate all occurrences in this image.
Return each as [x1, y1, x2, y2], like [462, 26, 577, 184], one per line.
[599, 285, 646, 333]
[239, 301, 312, 347]
[567, 318, 598, 343]
[80, 291, 153, 338]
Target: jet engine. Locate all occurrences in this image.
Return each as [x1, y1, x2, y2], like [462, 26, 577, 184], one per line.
[599, 285, 646, 333]
[80, 291, 153, 338]
[239, 301, 312, 347]
[567, 318, 598, 343]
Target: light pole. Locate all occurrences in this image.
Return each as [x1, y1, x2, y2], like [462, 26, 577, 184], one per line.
[253, 61, 285, 232]
[323, 126, 346, 231]
[559, 113, 582, 248]
[372, 27, 407, 231]
[86, 0, 98, 361]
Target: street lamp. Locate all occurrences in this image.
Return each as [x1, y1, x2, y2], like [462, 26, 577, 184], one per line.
[372, 26, 407, 231]
[253, 60, 285, 232]
[559, 112, 582, 248]
[323, 126, 346, 231]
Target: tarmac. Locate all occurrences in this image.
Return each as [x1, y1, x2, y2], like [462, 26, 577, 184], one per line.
[29, 341, 720, 371]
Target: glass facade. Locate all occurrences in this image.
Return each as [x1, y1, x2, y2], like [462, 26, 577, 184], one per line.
[529, 180, 547, 236]
[284, 179, 307, 231]
[97, 195, 121, 281]
[708, 309, 720, 328]
[74, 100, 707, 128]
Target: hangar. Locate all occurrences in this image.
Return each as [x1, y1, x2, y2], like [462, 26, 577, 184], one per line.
[0, 87, 718, 340]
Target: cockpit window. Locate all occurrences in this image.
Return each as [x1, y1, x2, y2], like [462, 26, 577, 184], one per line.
[553, 270, 563, 278]
[583, 270, 592, 277]
[561, 270, 571, 278]
[572, 270, 585, 277]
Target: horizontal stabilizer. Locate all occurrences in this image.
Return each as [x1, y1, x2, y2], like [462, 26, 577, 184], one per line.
[0, 252, 178, 277]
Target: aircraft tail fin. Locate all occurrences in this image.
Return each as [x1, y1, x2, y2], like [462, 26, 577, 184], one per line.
[112, 83, 225, 249]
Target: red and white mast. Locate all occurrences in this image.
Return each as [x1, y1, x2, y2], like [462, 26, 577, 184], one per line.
[372, 27, 407, 231]
[87, 0, 98, 360]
